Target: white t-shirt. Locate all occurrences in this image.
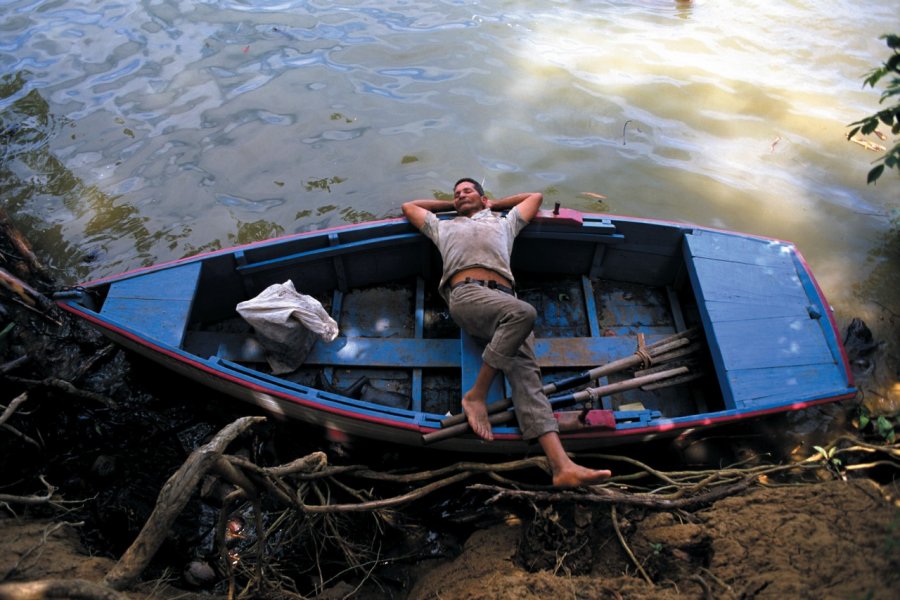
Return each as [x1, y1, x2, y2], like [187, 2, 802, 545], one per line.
[421, 207, 528, 301]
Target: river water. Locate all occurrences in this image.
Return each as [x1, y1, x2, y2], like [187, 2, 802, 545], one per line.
[1, 0, 898, 353]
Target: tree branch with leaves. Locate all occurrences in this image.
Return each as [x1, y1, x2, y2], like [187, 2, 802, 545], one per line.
[848, 34, 900, 184]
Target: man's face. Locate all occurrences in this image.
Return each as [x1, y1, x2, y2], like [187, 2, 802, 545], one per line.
[453, 183, 486, 216]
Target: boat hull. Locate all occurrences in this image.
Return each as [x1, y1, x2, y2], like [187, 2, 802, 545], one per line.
[57, 211, 856, 453]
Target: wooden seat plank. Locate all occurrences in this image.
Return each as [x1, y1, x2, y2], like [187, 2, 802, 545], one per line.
[684, 230, 844, 409]
[184, 331, 659, 370]
[728, 363, 851, 409]
[711, 316, 836, 371]
[101, 262, 202, 347]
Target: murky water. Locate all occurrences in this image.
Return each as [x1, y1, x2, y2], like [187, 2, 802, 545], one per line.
[1, 0, 898, 348]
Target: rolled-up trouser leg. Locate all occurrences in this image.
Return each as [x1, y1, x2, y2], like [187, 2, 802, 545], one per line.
[448, 285, 559, 440]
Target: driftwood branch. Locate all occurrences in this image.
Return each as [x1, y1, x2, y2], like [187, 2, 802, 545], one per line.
[6, 376, 117, 409]
[611, 505, 653, 586]
[0, 422, 40, 450]
[0, 578, 125, 600]
[103, 416, 266, 591]
[297, 471, 474, 513]
[0, 475, 61, 509]
[468, 476, 757, 510]
[0, 392, 29, 428]
[0, 206, 49, 279]
[0, 355, 30, 375]
[0, 267, 53, 311]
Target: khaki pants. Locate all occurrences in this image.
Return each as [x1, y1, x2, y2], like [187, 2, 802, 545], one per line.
[448, 283, 559, 440]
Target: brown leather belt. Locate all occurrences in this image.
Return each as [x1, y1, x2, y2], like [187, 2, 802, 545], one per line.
[449, 277, 515, 296]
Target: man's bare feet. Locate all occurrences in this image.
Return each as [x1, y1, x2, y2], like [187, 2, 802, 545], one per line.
[461, 392, 493, 441]
[552, 464, 612, 489]
[538, 431, 611, 488]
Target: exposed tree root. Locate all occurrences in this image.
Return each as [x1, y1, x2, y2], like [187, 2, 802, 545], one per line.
[0, 579, 125, 600]
[5, 376, 117, 409]
[107, 418, 900, 594]
[103, 416, 266, 590]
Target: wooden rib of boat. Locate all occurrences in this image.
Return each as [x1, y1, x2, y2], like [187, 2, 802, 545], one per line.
[55, 209, 855, 453]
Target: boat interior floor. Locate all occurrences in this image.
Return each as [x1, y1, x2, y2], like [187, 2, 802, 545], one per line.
[183, 273, 719, 421]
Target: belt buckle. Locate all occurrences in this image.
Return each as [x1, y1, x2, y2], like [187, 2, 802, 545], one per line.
[487, 280, 498, 290]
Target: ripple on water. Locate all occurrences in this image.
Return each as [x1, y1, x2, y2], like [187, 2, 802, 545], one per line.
[215, 193, 285, 213]
[0, 81, 68, 160]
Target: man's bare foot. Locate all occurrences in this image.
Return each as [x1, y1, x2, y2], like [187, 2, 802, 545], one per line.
[552, 464, 612, 489]
[461, 392, 493, 441]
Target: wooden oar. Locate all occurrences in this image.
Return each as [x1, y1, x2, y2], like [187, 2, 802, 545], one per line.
[423, 365, 689, 444]
[546, 365, 690, 410]
[439, 327, 700, 429]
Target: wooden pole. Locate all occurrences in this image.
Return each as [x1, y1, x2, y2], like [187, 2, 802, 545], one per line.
[439, 328, 700, 429]
[423, 366, 689, 444]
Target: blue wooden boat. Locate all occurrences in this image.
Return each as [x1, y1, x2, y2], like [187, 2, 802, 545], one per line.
[55, 209, 855, 453]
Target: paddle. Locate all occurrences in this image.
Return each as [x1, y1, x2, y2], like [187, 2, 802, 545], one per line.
[437, 327, 700, 429]
[422, 365, 691, 444]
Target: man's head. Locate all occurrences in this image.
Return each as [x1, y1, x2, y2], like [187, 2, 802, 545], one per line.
[453, 178, 487, 216]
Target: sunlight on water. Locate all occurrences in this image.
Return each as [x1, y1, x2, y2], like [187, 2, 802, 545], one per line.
[0, 0, 898, 348]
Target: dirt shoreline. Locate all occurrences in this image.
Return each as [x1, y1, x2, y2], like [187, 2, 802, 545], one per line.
[2, 477, 898, 599]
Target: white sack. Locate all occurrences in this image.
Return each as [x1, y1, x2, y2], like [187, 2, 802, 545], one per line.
[236, 280, 339, 374]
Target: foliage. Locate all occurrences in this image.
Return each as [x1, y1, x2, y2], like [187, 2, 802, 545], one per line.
[847, 34, 900, 184]
[856, 404, 897, 444]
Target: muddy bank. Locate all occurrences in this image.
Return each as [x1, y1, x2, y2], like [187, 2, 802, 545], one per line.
[3, 477, 898, 599]
[409, 479, 898, 599]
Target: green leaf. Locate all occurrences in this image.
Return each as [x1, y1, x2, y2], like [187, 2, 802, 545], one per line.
[867, 164, 885, 184]
[887, 54, 900, 72]
[854, 34, 900, 184]
[876, 416, 894, 440]
[859, 411, 870, 430]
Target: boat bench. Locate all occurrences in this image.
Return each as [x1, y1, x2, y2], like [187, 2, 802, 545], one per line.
[184, 331, 659, 371]
[683, 230, 847, 410]
[100, 262, 202, 347]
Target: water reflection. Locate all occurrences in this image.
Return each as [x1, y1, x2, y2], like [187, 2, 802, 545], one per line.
[231, 219, 283, 246]
[0, 1, 897, 367]
[304, 176, 345, 193]
[1, 72, 132, 277]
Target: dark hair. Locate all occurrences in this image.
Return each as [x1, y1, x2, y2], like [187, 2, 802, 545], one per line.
[454, 177, 485, 197]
